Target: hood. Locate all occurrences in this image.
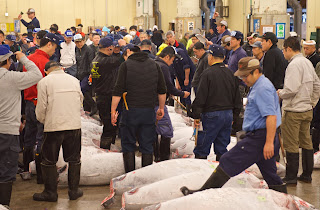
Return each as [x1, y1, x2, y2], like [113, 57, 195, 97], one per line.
[128, 52, 149, 62]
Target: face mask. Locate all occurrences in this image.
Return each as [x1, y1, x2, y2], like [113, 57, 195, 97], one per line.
[130, 31, 136, 36]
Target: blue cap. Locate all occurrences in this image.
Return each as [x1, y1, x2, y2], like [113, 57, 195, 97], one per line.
[65, 30, 73, 37]
[6, 35, 16, 42]
[122, 44, 135, 52]
[95, 29, 102, 35]
[208, 44, 226, 58]
[0, 45, 13, 62]
[33, 28, 41, 33]
[113, 40, 119, 47]
[43, 33, 62, 49]
[99, 37, 113, 48]
[102, 26, 110, 33]
[230, 31, 243, 41]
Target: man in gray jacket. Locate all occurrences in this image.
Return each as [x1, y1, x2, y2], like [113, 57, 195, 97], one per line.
[0, 47, 42, 207]
[278, 37, 320, 185]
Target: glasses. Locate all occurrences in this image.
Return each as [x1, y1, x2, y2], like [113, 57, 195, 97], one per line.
[238, 70, 255, 80]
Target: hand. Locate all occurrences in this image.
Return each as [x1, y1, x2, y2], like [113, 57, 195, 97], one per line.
[156, 108, 164, 121]
[184, 79, 189, 86]
[176, 81, 181, 90]
[276, 89, 282, 101]
[183, 91, 190, 98]
[18, 14, 22, 20]
[206, 41, 213, 46]
[213, 12, 219, 19]
[14, 51, 25, 61]
[263, 142, 274, 160]
[194, 119, 200, 128]
[111, 111, 119, 126]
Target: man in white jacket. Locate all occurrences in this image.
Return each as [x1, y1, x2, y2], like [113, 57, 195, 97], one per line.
[33, 61, 83, 202]
[278, 37, 320, 185]
[0, 47, 42, 207]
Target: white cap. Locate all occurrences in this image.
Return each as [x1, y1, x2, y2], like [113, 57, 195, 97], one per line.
[289, 32, 297, 37]
[153, 25, 158, 30]
[218, 20, 228, 27]
[74, 34, 83, 41]
[120, 26, 126, 30]
[303, 40, 316, 46]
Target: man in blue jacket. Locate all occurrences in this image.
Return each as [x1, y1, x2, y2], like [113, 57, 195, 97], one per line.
[18, 8, 40, 29]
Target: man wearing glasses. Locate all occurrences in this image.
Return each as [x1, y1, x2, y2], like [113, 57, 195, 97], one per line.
[181, 57, 286, 195]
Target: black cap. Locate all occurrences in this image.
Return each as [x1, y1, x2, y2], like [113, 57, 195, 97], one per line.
[44, 61, 61, 71]
[260, 32, 278, 44]
[43, 33, 62, 49]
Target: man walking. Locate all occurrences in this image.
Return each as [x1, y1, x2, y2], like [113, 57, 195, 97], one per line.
[33, 61, 83, 202]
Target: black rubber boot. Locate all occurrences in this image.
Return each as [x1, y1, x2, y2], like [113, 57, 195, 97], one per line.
[33, 164, 58, 202]
[195, 154, 207, 159]
[160, 136, 171, 161]
[312, 128, 320, 153]
[282, 152, 299, 185]
[298, 149, 314, 183]
[0, 181, 13, 206]
[23, 147, 34, 172]
[89, 104, 98, 116]
[153, 136, 160, 162]
[180, 166, 230, 196]
[35, 153, 43, 184]
[68, 162, 83, 200]
[123, 152, 135, 173]
[142, 154, 153, 167]
[100, 136, 113, 150]
[268, 183, 287, 193]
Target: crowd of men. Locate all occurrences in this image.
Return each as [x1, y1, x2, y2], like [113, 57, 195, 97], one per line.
[0, 8, 320, 208]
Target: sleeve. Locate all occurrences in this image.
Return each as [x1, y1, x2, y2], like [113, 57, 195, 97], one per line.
[191, 58, 207, 87]
[156, 64, 167, 94]
[35, 80, 47, 124]
[233, 77, 242, 119]
[210, 19, 218, 36]
[13, 56, 43, 90]
[312, 72, 320, 107]
[279, 64, 302, 99]
[179, 51, 191, 70]
[112, 62, 127, 96]
[191, 72, 210, 118]
[263, 52, 276, 84]
[162, 65, 184, 97]
[256, 87, 278, 117]
[20, 19, 29, 27]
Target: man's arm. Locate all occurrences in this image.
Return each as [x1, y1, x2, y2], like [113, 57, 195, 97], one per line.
[311, 72, 320, 107]
[279, 64, 302, 99]
[184, 68, 190, 86]
[35, 81, 47, 124]
[264, 115, 277, 160]
[20, 19, 30, 27]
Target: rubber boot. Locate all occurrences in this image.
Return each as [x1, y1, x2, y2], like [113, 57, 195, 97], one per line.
[298, 149, 314, 183]
[68, 162, 83, 200]
[33, 164, 58, 202]
[312, 128, 320, 153]
[268, 183, 287, 193]
[123, 152, 135, 173]
[35, 153, 43, 184]
[180, 166, 230, 196]
[142, 154, 153, 167]
[89, 104, 98, 116]
[100, 136, 113, 150]
[153, 136, 160, 162]
[0, 181, 13, 206]
[195, 154, 207, 159]
[282, 152, 299, 185]
[160, 136, 171, 161]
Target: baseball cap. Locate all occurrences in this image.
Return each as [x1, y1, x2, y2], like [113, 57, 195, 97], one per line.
[140, 39, 152, 46]
[221, 35, 231, 47]
[248, 33, 258, 39]
[99, 37, 113, 48]
[6, 35, 16, 42]
[27, 8, 35, 14]
[0, 45, 13, 62]
[260, 32, 278, 44]
[207, 44, 225, 58]
[234, 57, 260, 77]
[113, 40, 120, 47]
[303, 40, 316, 46]
[251, 41, 262, 48]
[122, 44, 140, 53]
[73, 34, 83, 42]
[44, 61, 61, 71]
[217, 20, 228, 27]
[230, 31, 243, 41]
[65, 30, 73, 37]
[44, 33, 62, 49]
[33, 28, 41, 33]
[102, 26, 110, 33]
[120, 26, 126, 30]
[95, 29, 102, 36]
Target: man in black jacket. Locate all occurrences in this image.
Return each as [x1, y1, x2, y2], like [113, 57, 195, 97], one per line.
[111, 44, 167, 172]
[91, 37, 121, 149]
[154, 46, 190, 161]
[74, 34, 96, 114]
[190, 44, 242, 160]
[261, 32, 287, 89]
[191, 42, 209, 93]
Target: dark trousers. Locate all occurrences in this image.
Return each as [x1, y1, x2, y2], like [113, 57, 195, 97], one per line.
[24, 100, 44, 153]
[97, 94, 117, 138]
[180, 83, 191, 105]
[193, 110, 233, 157]
[0, 134, 20, 182]
[120, 108, 156, 154]
[219, 129, 283, 186]
[41, 129, 81, 165]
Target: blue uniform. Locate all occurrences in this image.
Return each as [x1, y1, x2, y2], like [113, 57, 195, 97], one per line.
[219, 75, 283, 186]
[211, 30, 231, 45]
[21, 17, 40, 28]
[228, 47, 247, 73]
